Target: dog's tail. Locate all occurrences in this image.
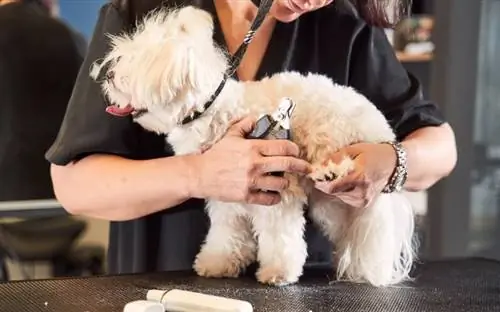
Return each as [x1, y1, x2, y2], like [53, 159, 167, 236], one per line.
[335, 192, 417, 287]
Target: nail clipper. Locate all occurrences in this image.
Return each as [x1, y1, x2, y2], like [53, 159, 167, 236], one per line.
[247, 97, 296, 177]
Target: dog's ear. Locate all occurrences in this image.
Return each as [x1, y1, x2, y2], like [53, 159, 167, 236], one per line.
[156, 43, 219, 106]
[184, 46, 205, 91]
[150, 43, 200, 104]
[166, 45, 204, 92]
[176, 6, 214, 38]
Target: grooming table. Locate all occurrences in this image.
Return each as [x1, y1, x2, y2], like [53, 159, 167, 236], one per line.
[0, 199, 65, 218]
[0, 258, 499, 312]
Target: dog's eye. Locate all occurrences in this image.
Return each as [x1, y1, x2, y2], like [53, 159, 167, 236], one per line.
[106, 71, 115, 81]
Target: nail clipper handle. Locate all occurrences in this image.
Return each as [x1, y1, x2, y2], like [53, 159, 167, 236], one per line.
[246, 115, 274, 139]
[246, 115, 293, 179]
[268, 128, 292, 177]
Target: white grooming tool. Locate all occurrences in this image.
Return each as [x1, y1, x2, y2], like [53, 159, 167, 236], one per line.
[146, 289, 254, 312]
[123, 300, 164, 312]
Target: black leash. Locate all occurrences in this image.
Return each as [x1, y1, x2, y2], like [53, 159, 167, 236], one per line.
[180, 0, 274, 125]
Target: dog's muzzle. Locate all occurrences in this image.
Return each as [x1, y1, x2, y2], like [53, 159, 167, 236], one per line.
[102, 69, 149, 119]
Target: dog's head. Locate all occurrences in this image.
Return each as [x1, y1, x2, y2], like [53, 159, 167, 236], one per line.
[90, 6, 228, 134]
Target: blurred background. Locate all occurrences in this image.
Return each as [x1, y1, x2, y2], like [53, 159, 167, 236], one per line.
[0, 0, 498, 281]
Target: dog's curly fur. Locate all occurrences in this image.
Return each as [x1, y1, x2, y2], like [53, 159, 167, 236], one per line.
[91, 6, 417, 287]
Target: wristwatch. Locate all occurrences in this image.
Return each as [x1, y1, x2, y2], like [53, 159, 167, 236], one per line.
[382, 141, 408, 193]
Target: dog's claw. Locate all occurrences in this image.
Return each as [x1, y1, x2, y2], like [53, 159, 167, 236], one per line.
[325, 172, 337, 181]
[309, 157, 355, 183]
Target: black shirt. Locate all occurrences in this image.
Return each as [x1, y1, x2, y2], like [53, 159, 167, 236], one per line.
[45, 0, 446, 274]
[0, 2, 84, 201]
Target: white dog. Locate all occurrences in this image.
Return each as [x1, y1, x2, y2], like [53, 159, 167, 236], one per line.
[90, 6, 416, 287]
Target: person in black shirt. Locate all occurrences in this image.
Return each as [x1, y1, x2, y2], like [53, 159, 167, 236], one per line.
[45, 0, 457, 275]
[0, 0, 84, 201]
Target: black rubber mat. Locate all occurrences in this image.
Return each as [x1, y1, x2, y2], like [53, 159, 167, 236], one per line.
[0, 258, 499, 312]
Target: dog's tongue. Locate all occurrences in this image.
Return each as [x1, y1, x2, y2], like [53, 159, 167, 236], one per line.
[106, 104, 134, 117]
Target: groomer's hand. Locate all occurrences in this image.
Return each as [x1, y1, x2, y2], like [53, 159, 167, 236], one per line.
[190, 116, 311, 206]
[270, 0, 333, 22]
[313, 143, 397, 209]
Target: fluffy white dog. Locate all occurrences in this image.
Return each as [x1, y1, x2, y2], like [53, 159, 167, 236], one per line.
[90, 6, 416, 287]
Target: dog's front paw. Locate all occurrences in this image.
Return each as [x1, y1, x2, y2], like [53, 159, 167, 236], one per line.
[193, 250, 245, 278]
[256, 265, 301, 286]
[309, 156, 355, 182]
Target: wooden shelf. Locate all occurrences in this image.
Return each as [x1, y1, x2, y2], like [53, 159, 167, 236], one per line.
[396, 52, 433, 62]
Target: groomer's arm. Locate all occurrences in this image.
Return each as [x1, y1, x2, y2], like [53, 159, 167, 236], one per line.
[51, 154, 196, 221]
[51, 117, 311, 221]
[401, 123, 457, 191]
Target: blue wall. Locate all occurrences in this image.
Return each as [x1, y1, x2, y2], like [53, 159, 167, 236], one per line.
[58, 0, 106, 39]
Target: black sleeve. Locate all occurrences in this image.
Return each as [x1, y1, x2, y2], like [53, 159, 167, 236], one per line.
[45, 3, 166, 165]
[347, 24, 446, 141]
[69, 29, 89, 62]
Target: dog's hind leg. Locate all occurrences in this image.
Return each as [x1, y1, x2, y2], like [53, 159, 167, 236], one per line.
[333, 193, 416, 286]
[193, 200, 256, 278]
[252, 193, 308, 286]
[308, 156, 416, 286]
[311, 191, 416, 286]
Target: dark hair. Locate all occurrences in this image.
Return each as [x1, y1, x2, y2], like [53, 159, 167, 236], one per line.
[349, 0, 412, 28]
[22, 0, 51, 13]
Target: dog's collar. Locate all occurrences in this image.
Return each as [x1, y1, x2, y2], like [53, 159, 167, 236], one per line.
[179, 0, 273, 126]
[180, 71, 230, 125]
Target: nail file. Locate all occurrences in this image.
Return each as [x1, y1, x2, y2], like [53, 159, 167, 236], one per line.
[146, 289, 254, 312]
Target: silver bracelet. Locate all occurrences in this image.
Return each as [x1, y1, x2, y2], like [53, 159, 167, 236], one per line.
[381, 141, 408, 193]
